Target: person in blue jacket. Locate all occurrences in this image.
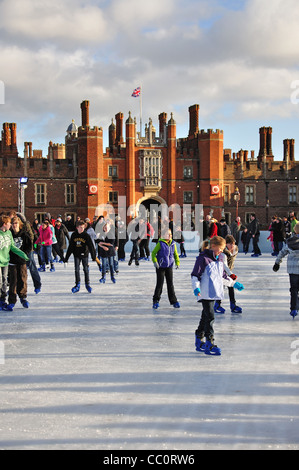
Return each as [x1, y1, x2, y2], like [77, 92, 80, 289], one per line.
[191, 235, 244, 355]
[151, 228, 180, 309]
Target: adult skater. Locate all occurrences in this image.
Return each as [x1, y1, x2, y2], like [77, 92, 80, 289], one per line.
[273, 222, 299, 319]
[151, 228, 180, 309]
[191, 236, 244, 355]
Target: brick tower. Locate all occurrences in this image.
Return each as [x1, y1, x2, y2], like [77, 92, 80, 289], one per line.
[76, 100, 104, 220]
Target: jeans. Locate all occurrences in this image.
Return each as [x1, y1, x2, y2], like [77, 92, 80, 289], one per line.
[8, 264, 28, 304]
[196, 299, 215, 341]
[289, 274, 299, 311]
[27, 251, 41, 290]
[74, 256, 90, 285]
[40, 245, 53, 265]
[101, 256, 115, 280]
[0, 265, 8, 300]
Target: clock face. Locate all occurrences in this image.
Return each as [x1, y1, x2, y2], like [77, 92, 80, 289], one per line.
[89, 184, 98, 194]
[211, 185, 220, 195]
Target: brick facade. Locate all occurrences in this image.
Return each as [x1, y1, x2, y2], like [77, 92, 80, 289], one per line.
[0, 100, 298, 228]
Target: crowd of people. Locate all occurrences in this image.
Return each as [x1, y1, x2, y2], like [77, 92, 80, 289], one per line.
[1, 208, 298, 356]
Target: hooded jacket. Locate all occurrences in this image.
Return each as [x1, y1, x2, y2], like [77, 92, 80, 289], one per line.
[0, 229, 29, 267]
[191, 249, 235, 300]
[275, 234, 299, 274]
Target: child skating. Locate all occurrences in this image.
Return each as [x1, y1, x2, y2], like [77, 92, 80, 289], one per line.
[65, 220, 98, 293]
[191, 236, 244, 355]
[151, 228, 180, 309]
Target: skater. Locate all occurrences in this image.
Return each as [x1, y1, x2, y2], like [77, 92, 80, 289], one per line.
[138, 217, 154, 260]
[54, 217, 70, 260]
[35, 220, 55, 272]
[97, 221, 117, 284]
[246, 213, 261, 257]
[0, 215, 29, 311]
[65, 220, 98, 293]
[127, 216, 140, 266]
[273, 222, 299, 319]
[117, 218, 128, 261]
[8, 216, 33, 309]
[215, 235, 243, 314]
[151, 228, 180, 309]
[191, 236, 244, 355]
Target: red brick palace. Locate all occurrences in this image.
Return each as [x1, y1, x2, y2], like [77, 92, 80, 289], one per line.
[0, 100, 298, 228]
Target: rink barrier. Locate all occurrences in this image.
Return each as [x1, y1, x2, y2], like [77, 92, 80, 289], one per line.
[124, 230, 273, 253]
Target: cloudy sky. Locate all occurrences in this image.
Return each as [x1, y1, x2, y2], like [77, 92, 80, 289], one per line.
[1, 0, 299, 159]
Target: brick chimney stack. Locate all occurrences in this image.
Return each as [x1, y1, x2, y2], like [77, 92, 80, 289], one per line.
[81, 100, 90, 127]
[188, 104, 200, 137]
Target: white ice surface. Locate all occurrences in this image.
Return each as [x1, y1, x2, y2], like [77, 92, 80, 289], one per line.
[0, 252, 298, 450]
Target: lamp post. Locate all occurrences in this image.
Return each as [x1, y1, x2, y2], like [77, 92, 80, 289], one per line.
[233, 187, 240, 218]
[18, 177, 28, 215]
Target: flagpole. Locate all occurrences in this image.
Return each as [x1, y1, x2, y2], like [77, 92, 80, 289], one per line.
[140, 85, 142, 137]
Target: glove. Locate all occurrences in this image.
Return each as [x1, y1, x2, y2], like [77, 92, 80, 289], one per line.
[41, 241, 45, 245]
[273, 263, 280, 272]
[194, 288, 201, 297]
[33, 243, 37, 249]
[230, 274, 237, 280]
[234, 282, 244, 291]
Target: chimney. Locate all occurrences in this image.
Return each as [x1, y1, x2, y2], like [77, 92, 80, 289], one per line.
[159, 112, 167, 142]
[188, 104, 200, 137]
[258, 127, 267, 161]
[81, 100, 90, 127]
[10, 123, 17, 152]
[115, 112, 124, 144]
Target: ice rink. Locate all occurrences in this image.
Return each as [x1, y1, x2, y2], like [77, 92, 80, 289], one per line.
[0, 251, 298, 450]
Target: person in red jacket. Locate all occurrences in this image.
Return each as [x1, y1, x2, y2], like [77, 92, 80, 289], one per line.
[35, 220, 54, 272]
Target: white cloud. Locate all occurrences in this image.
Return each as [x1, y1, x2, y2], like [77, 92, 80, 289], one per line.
[0, 0, 110, 45]
[0, 0, 298, 158]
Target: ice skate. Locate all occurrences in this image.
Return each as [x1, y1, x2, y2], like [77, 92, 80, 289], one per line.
[38, 264, 46, 272]
[2, 303, 14, 311]
[20, 298, 29, 308]
[85, 284, 92, 293]
[71, 283, 80, 293]
[50, 263, 55, 272]
[99, 277, 106, 283]
[173, 301, 180, 308]
[205, 340, 221, 356]
[195, 333, 205, 352]
[230, 302, 242, 314]
[214, 301, 225, 314]
[153, 302, 159, 309]
[290, 309, 298, 319]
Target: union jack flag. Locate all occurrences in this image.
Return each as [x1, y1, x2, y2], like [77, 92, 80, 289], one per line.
[131, 87, 141, 97]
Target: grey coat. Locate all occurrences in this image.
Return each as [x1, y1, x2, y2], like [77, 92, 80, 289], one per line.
[275, 235, 299, 274]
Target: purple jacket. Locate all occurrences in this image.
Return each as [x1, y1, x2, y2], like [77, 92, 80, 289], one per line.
[191, 249, 234, 300]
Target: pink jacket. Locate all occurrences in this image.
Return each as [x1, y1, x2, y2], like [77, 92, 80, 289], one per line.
[36, 226, 53, 246]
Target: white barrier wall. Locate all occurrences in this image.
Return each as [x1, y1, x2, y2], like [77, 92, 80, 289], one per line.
[125, 230, 273, 254]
